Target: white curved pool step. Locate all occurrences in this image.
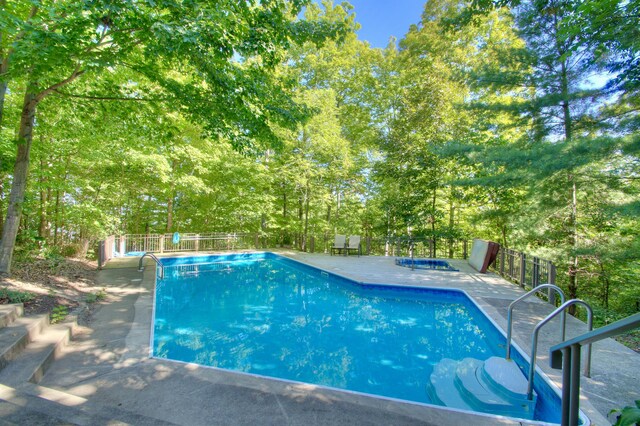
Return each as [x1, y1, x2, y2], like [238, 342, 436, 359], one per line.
[427, 356, 537, 420]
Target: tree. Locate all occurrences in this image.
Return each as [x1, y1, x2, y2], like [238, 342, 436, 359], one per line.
[0, 0, 346, 274]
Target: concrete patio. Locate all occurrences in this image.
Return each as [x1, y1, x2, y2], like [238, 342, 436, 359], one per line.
[0, 251, 638, 425]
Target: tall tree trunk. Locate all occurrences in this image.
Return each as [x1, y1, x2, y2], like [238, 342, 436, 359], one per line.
[166, 194, 174, 232]
[0, 59, 7, 127]
[448, 191, 454, 258]
[560, 58, 579, 314]
[431, 187, 437, 257]
[0, 181, 3, 234]
[303, 180, 310, 252]
[0, 90, 38, 275]
[53, 189, 60, 245]
[38, 157, 49, 242]
[166, 160, 176, 232]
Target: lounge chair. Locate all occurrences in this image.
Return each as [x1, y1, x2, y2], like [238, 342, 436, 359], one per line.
[330, 235, 346, 255]
[346, 235, 362, 257]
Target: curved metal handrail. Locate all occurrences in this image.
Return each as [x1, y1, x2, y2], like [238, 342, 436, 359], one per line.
[138, 252, 164, 279]
[527, 298, 593, 400]
[506, 284, 566, 360]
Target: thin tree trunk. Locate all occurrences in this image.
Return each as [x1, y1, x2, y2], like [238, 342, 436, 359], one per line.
[448, 190, 454, 258]
[560, 58, 579, 314]
[38, 157, 49, 242]
[166, 195, 174, 232]
[431, 187, 437, 257]
[0, 58, 7, 127]
[53, 189, 60, 245]
[0, 90, 38, 275]
[0, 180, 3, 234]
[303, 180, 310, 252]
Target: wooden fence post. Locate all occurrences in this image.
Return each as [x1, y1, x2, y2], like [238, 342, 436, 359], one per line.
[159, 235, 165, 254]
[98, 240, 105, 269]
[195, 234, 200, 252]
[119, 236, 126, 256]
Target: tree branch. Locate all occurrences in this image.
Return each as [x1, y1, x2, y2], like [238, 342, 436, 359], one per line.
[52, 89, 160, 102]
[35, 65, 85, 102]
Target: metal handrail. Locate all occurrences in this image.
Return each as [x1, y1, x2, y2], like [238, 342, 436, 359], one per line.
[527, 299, 593, 400]
[506, 284, 566, 360]
[550, 312, 640, 426]
[138, 252, 164, 279]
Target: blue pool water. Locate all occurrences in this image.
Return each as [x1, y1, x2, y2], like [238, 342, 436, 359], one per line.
[152, 253, 561, 423]
[395, 258, 459, 271]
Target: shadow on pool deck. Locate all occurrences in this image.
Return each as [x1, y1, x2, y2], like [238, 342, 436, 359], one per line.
[13, 251, 640, 425]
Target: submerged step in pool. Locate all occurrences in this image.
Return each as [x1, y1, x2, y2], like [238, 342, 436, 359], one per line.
[152, 252, 563, 423]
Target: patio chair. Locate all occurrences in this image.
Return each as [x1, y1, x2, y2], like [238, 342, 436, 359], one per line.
[346, 235, 362, 257]
[330, 234, 347, 255]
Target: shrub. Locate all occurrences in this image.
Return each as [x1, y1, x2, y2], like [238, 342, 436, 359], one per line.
[85, 289, 107, 303]
[50, 305, 69, 324]
[61, 244, 81, 258]
[0, 287, 35, 304]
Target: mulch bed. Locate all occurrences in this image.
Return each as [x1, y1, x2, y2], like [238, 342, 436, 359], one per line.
[1, 257, 98, 317]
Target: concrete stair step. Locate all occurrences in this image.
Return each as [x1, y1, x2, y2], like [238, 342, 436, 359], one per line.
[0, 304, 23, 329]
[0, 382, 178, 426]
[0, 320, 75, 386]
[0, 314, 50, 373]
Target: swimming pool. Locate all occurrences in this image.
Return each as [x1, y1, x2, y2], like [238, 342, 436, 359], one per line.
[151, 252, 564, 423]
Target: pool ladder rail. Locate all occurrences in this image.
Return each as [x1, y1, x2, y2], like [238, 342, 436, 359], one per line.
[138, 252, 165, 279]
[427, 284, 594, 421]
[505, 284, 593, 400]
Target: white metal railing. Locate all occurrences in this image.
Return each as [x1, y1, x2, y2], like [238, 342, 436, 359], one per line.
[114, 233, 258, 256]
[138, 253, 165, 279]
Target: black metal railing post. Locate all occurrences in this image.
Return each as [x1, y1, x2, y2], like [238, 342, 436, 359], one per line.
[551, 313, 640, 426]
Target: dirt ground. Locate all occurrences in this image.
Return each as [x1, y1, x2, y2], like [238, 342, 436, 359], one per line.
[0, 257, 100, 320]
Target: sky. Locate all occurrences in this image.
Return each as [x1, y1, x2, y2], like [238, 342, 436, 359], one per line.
[347, 0, 426, 48]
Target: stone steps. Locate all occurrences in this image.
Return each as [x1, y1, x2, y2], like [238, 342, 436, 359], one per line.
[0, 303, 177, 425]
[0, 303, 74, 385]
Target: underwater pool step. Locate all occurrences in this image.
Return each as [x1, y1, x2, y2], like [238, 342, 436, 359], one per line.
[428, 357, 536, 420]
[426, 358, 473, 410]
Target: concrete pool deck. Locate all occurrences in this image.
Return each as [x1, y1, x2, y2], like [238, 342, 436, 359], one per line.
[3, 251, 639, 425]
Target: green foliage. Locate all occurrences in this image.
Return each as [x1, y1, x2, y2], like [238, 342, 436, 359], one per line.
[50, 305, 69, 324]
[85, 289, 106, 304]
[610, 400, 640, 426]
[0, 287, 35, 304]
